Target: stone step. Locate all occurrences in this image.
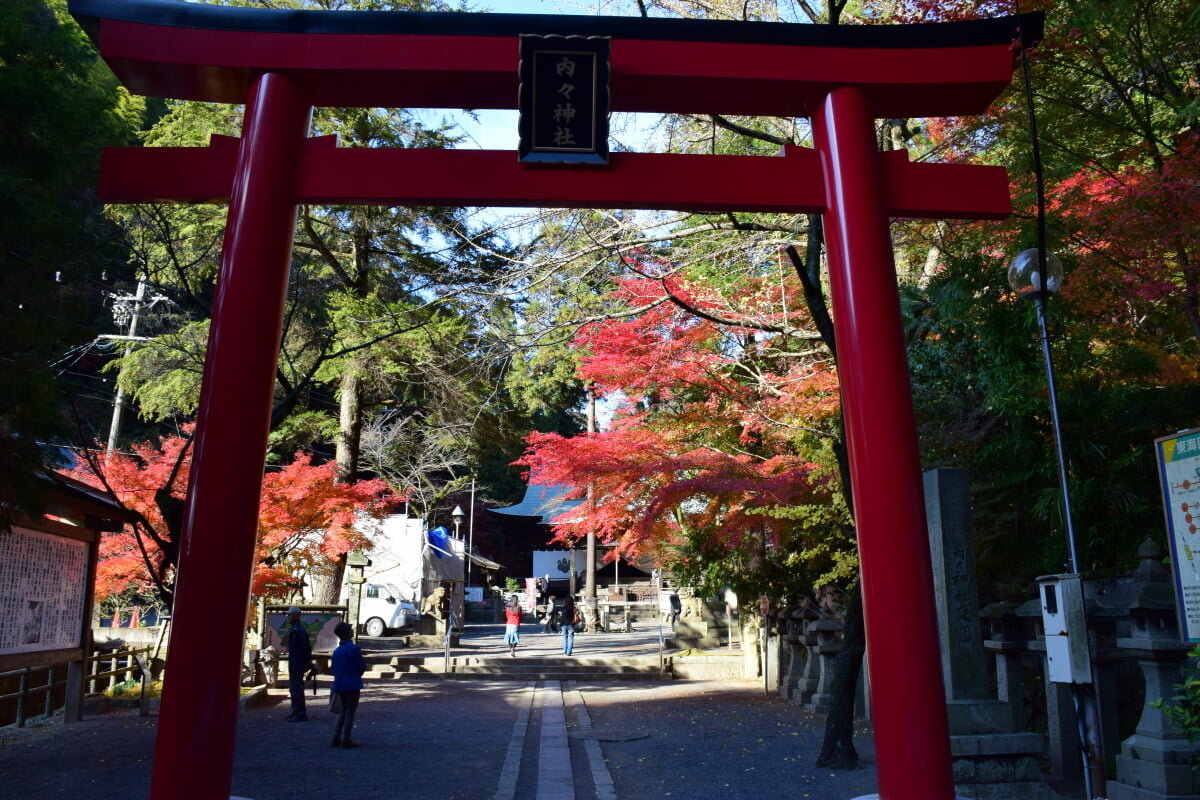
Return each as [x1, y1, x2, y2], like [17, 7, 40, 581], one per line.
[439, 671, 667, 682]
[383, 656, 662, 667]
[361, 655, 671, 682]
[454, 665, 664, 676]
[363, 663, 664, 674]
[367, 668, 669, 682]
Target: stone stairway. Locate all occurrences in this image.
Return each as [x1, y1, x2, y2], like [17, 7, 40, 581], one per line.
[364, 653, 671, 682]
[346, 624, 742, 683]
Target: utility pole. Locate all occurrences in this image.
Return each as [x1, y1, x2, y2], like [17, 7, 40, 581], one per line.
[104, 279, 157, 456]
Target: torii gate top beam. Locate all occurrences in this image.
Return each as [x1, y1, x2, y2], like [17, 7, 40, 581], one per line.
[73, 0, 1040, 119]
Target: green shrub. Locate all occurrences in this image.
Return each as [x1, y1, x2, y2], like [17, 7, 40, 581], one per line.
[1153, 645, 1200, 744]
[105, 680, 163, 699]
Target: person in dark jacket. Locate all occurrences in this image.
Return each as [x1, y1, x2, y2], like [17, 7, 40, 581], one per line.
[542, 595, 558, 633]
[285, 606, 312, 722]
[561, 596, 577, 656]
[330, 621, 367, 748]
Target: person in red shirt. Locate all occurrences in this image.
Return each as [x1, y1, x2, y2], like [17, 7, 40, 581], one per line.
[504, 595, 523, 657]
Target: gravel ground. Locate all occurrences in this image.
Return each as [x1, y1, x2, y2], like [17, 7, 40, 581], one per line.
[579, 680, 877, 800]
[1, 677, 879, 800]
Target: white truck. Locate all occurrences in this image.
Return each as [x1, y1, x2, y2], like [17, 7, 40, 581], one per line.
[356, 582, 420, 637]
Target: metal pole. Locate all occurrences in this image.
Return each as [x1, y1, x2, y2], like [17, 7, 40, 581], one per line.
[467, 477, 475, 589]
[456, 516, 467, 590]
[1034, 296, 1081, 572]
[1037, 292, 1101, 799]
[812, 85, 956, 800]
[149, 71, 311, 800]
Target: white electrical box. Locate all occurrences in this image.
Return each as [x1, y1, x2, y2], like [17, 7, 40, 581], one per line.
[1038, 573, 1092, 684]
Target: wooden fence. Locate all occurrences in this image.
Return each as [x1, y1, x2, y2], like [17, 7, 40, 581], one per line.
[0, 645, 151, 729]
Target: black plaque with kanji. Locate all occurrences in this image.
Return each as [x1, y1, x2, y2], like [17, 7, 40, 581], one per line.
[518, 35, 610, 165]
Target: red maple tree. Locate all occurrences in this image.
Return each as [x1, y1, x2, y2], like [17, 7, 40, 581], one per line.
[1049, 136, 1200, 360]
[517, 275, 852, 587]
[71, 428, 392, 605]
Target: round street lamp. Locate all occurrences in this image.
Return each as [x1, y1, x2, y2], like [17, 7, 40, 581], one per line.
[1008, 247, 1064, 301]
[1007, 247, 1079, 573]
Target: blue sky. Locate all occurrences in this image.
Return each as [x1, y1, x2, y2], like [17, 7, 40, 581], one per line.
[476, 0, 612, 15]
[422, 1, 642, 150]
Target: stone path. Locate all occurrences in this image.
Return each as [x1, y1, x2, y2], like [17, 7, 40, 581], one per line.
[1, 625, 880, 799]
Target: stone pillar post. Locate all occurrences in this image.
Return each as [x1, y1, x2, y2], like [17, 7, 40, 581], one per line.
[780, 608, 809, 701]
[765, 613, 782, 693]
[925, 468, 1059, 799]
[346, 549, 370, 638]
[1108, 538, 1200, 800]
[982, 602, 1025, 730]
[795, 610, 822, 706]
[806, 617, 844, 712]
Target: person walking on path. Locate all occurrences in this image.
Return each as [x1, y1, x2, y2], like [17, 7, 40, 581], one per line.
[504, 595, 522, 657]
[542, 595, 558, 633]
[329, 621, 366, 749]
[284, 606, 312, 722]
[561, 596, 577, 656]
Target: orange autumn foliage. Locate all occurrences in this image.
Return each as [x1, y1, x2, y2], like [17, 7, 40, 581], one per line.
[71, 428, 391, 604]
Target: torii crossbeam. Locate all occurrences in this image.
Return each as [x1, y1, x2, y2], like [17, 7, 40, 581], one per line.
[69, 2, 1039, 798]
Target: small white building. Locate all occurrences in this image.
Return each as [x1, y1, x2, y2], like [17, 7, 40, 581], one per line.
[338, 512, 470, 630]
[353, 512, 464, 605]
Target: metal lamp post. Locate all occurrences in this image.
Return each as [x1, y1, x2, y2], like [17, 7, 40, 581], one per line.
[1009, 248, 1105, 798]
[1007, 247, 1080, 571]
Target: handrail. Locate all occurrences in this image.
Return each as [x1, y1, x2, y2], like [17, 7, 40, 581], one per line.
[657, 618, 665, 674]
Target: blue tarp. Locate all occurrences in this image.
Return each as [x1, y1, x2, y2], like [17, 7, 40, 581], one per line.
[428, 525, 450, 558]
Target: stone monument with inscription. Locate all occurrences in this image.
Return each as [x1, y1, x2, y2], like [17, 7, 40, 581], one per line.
[925, 467, 1059, 800]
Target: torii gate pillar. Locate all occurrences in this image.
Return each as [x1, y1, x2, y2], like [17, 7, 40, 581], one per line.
[815, 86, 955, 796]
[149, 72, 313, 799]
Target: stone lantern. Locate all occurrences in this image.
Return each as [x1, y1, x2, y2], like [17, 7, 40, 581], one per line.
[1108, 538, 1200, 800]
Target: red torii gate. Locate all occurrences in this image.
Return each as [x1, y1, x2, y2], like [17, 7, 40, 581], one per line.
[70, 1, 1039, 797]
